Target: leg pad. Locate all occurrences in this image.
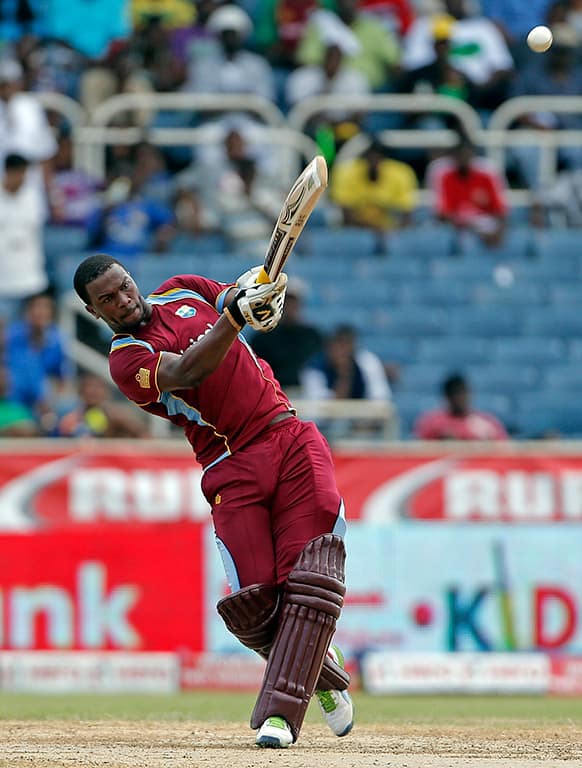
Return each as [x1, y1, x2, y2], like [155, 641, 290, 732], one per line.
[217, 584, 280, 657]
[250, 533, 346, 741]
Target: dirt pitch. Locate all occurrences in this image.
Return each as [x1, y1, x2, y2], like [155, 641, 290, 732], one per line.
[2, 720, 582, 768]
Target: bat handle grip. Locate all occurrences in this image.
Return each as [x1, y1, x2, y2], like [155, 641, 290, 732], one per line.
[256, 267, 271, 284]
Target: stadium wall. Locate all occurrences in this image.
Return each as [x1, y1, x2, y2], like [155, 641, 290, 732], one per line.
[1, 439, 582, 693]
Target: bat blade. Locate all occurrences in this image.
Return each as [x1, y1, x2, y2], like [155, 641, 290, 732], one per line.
[257, 155, 328, 284]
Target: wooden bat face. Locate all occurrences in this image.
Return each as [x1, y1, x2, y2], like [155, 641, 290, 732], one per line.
[257, 156, 328, 284]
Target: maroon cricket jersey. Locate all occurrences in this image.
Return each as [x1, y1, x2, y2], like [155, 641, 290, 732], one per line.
[108, 274, 293, 469]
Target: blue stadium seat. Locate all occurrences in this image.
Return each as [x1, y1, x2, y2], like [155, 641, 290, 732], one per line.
[543, 365, 582, 391]
[360, 335, 417, 363]
[53, 252, 86, 295]
[392, 392, 439, 438]
[355, 258, 426, 280]
[417, 337, 492, 365]
[533, 229, 582, 261]
[468, 364, 540, 396]
[380, 306, 448, 336]
[493, 337, 566, 365]
[447, 306, 523, 337]
[386, 225, 455, 259]
[44, 225, 88, 257]
[428, 258, 500, 282]
[168, 233, 229, 256]
[524, 308, 582, 337]
[471, 282, 546, 305]
[397, 363, 451, 393]
[515, 392, 582, 437]
[301, 227, 380, 257]
[400, 280, 470, 306]
[548, 284, 582, 305]
[471, 227, 534, 260]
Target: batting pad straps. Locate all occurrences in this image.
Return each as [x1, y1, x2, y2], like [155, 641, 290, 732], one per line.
[216, 582, 349, 692]
[250, 534, 346, 742]
[216, 584, 280, 657]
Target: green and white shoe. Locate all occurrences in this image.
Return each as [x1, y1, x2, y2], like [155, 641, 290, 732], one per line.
[315, 645, 354, 737]
[255, 716, 294, 748]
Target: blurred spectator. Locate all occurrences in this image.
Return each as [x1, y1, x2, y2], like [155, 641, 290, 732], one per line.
[170, 0, 224, 68]
[301, 324, 391, 401]
[49, 130, 102, 227]
[296, 0, 400, 91]
[509, 23, 582, 190]
[397, 15, 473, 108]
[132, 141, 174, 204]
[0, 154, 47, 320]
[330, 137, 418, 231]
[255, 0, 335, 68]
[185, 4, 275, 102]
[414, 373, 508, 440]
[43, 0, 130, 60]
[87, 163, 176, 258]
[286, 39, 369, 160]
[427, 133, 507, 249]
[0, 365, 39, 436]
[0, 57, 57, 211]
[357, 0, 415, 37]
[131, 0, 196, 30]
[250, 277, 323, 395]
[56, 372, 149, 438]
[532, 168, 582, 228]
[215, 156, 284, 256]
[286, 40, 369, 110]
[80, 40, 155, 127]
[23, 38, 87, 100]
[5, 292, 71, 421]
[0, 0, 45, 42]
[403, 0, 514, 111]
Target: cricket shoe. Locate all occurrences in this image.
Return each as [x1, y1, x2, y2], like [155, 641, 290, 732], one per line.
[315, 645, 354, 737]
[255, 716, 294, 748]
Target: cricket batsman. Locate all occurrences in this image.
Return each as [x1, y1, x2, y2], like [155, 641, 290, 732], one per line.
[73, 253, 353, 748]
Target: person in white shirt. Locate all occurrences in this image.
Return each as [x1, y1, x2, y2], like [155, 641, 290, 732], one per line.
[402, 0, 514, 110]
[0, 58, 57, 214]
[0, 154, 48, 320]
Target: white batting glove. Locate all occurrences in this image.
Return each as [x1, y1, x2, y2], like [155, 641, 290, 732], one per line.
[235, 265, 263, 291]
[234, 272, 288, 332]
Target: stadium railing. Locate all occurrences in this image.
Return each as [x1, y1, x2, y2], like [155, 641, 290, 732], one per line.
[75, 92, 317, 185]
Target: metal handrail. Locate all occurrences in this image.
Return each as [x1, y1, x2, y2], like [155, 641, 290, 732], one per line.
[287, 93, 483, 138]
[75, 124, 319, 182]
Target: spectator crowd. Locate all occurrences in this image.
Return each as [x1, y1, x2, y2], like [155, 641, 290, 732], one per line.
[0, 0, 580, 440]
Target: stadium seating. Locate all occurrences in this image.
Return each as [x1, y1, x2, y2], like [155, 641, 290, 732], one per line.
[55, 219, 582, 440]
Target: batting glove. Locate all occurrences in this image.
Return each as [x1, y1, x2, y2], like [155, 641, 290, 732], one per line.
[235, 265, 263, 291]
[226, 273, 288, 333]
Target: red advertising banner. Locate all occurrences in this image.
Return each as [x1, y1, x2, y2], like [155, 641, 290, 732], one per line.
[0, 441, 580, 529]
[0, 526, 205, 651]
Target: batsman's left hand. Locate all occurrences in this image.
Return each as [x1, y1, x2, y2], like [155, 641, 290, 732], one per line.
[235, 265, 263, 291]
[236, 272, 288, 332]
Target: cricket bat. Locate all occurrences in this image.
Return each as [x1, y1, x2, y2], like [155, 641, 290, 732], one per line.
[256, 155, 328, 284]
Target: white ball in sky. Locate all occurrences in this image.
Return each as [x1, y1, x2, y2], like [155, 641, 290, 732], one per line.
[527, 25, 553, 52]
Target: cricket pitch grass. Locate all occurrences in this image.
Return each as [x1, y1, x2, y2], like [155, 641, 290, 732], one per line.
[1, 693, 582, 767]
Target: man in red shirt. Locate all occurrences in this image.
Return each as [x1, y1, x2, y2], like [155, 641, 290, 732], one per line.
[73, 253, 353, 748]
[415, 373, 508, 440]
[428, 133, 508, 248]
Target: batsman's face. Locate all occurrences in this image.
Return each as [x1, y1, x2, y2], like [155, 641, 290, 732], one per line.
[85, 264, 150, 333]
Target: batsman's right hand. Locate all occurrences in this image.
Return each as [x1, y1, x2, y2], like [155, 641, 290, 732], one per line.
[235, 272, 288, 332]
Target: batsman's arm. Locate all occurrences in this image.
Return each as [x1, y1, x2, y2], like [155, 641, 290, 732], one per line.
[157, 305, 241, 391]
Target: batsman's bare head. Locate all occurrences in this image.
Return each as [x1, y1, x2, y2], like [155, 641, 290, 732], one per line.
[74, 254, 150, 333]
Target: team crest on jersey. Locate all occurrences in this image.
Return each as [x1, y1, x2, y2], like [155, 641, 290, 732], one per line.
[135, 367, 150, 388]
[175, 305, 197, 318]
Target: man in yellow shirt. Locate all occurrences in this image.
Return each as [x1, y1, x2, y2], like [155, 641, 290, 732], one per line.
[330, 138, 418, 230]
